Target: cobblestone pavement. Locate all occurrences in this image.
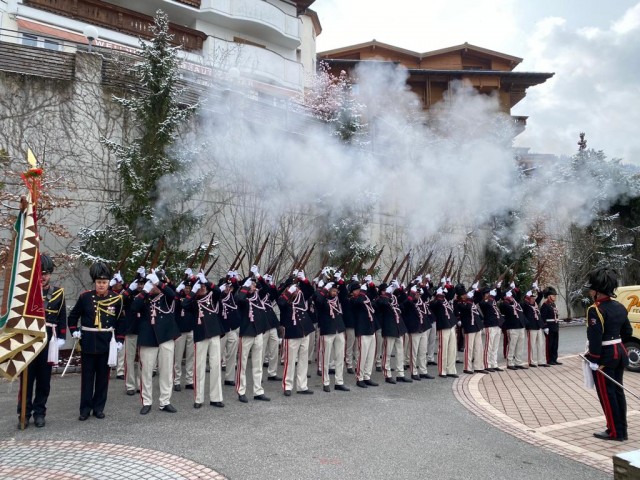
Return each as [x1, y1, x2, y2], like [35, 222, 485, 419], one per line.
[0, 439, 226, 479]
[455, 354, 640, 474]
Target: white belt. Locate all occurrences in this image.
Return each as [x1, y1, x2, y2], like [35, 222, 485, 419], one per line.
[45, 322, 56, 328]
[546, 319, 558, 323]
[602, 339, 622, 346]
[81, 327, 114, 332]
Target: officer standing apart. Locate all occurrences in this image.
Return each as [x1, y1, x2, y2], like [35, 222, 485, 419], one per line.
[584, 267, 632, 441]
[68, 262, 123, 421]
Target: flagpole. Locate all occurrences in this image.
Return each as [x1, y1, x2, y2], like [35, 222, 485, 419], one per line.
[19, 370, 27, 430]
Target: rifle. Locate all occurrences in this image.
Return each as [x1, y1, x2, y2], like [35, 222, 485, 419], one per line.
[440, 250, 453, 280]
[415, 250, 433, 278]
[400, 253, 411, 285]
[198, 233, 216, 271]
[352, 253, 368, 278]
[366, 246, 385, 276]
[266, 246, 286, 274]
[205, 256, 219, 277]
[293, 246, 309, 272]
[496, 263, 513, 286]
[337, 252, 353, 274]
[300, 243, 316, 271]
[314, 251, 331, 280]
[115, 246, 132, 273]
[141, 242, 154, 267]
[252, 233, 270, 267]
[235, 251, 247, 275]
[446, 258, 455, 280]
[187, 242, 202, 269]
[160, 251, 173, 270]
[149, 236, 165, 270]
[382, 257, 398, 284]
[472, 263, 487, 284]
[393, 251, 411, 280]
[229, 248, 244, 271]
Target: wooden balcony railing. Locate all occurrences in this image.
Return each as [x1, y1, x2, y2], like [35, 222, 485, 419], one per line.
[175, 0, 201, 7]
[24, 0, 207, 51]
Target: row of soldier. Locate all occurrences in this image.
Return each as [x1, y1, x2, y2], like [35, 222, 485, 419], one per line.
[19, 254, 561, 425]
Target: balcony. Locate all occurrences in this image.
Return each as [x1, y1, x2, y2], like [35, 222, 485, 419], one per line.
[200, 0, 300, 49]
[23, 0, 207, 51]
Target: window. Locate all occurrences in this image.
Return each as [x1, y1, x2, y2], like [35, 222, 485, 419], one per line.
[296, 49, 301, 62]
[22, 33, 37, 47]
[21, 33, 61, 51]
[44, 39, 60, 51]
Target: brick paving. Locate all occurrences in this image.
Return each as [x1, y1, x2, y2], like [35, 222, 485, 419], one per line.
[454, 354, 640, 474]
[0, 439, 226, 479]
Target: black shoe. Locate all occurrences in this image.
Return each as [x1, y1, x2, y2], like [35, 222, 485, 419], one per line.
[224, 380, 236, 386]
[193, 403, 203, 409]
[494, 367, 505, 372]
[397, 376, 413, 383]
[427, 361, 437, 366]
[238, 394, 249, 403]
[335, 384, 350, 391]
[317, 370, 322, 376]
[17, 418, 30, 429]
[284, 390, 292, 396]
[210, 401, 225, 408]
[420, 374, 435, 379]
[456, 360, 463, 364]
[160, 404, 177, 413]
[297, 390, 314, 395]
[126, 390, 136, 396]
[376, 366, 383, 372]
[356, 380, 368, 388]
[78, 413, 89, 421]
[34, 416, 45, 428]
[439, 374, 447, 378]
[485, 368, 496, 372]
[184, 384, 194, 390]
[153, 370, 158, 377]
[515, 365, 529, 370]
[463, 370, 474, 374]
[475, 370, 490, 374]
[448, 374, 459, 378]
[221, 365, 226, 371]
[553, 361, 563, 365]
[263, 362, 269, 368]
[267, 376, 282, 381]
[411, 375, 421, 381]
[404, 364, 410, 369]
[347, 367, 355, 374]
[116, 375, 124, 380]
[329, 368, 336, 374]
[385, 377, 397, 384]
[593, 431, 624, 441]
[140, 405, 152, 415]
[254, 394, 271, 401]
[364, 379, 379, 386]
[507, 366, 518, 370]
[173, 384, 182, 392]
[93, 412, 105, 419]
[539, 364, 551, 367]
[323, 385, 331, 392]
[529, 364, 538, 368]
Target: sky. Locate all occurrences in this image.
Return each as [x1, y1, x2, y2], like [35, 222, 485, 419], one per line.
[311, 0, 640, 163]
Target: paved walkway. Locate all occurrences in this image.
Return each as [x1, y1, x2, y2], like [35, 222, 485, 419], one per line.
[455, 354, 640, 474]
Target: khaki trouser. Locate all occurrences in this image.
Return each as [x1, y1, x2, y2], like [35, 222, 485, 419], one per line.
[437, 327, 457, 376]
[426, 324, 437, 362]
[356, 334, 375, 381]
[383, 336, 405, 378]
[236, 334, 264, 396]
[527, 329, 546, 366]
[282, 336, 310, 392]
[194, 336, 222, 404]
[262, 328, 280, 378]
[320, 333, 345, 386]
[483, 326, 502, 369]
[307, 329, 316, 363]
[116, 343, 125, 376]
[345, 328, 358, 369]
[507, 328, 526, 367]
[464, 331, 484, 371]
[409, 331, 429, 376]
[139, 340, 174, 407]
[124, 334, 139, 392]
[174, 331, 194, 386]
[221, 328, 239, 382]
[375, 329, 383, 368]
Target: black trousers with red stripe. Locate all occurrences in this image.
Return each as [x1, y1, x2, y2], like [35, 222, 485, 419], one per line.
[592, 344, 627, 439]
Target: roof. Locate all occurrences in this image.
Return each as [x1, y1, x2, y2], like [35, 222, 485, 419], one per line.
[293, 0, 316, 15]
[318, 40, 523, 66]
[305, 8, 322, 36]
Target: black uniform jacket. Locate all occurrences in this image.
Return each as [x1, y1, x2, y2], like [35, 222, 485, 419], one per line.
[182, 283, 225, 342]
[375, 291, 407, 338]
[401, 294, 430, 334]
[68, 289, 123, 354]
[236, 286, 269, 337]
[479, 298, 503, 328]
[540, 300, 560, 333]
[585, 297, 633, 366]
[500, 298, 526, 330]
[521, 301, 544, 330]
[174, 291, 195, 333]
[430, 294, 457, 330]
[313, 289, 346, 335]
[258, 278, 280, 330]
[132, 284, 181, 347]
[43, 285, 67, 340]
[350, 291, 376, 337]
[278, 282, 315, 339]
[454, 299, 483, 333]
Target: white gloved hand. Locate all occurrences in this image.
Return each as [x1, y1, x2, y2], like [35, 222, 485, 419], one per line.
[137, 266, 146, 277]
[543, 328, 549, 335]
[426, 274, 431, 280]
[243, 278, 253, 288]
[109, 277, 117, 287]
[116, 341, 123, 352]
[72, 331, 81, 339]
[440, 276, 447, 285]
[219, 283, 227, 293]
[446, 278, 452, 284]
[114, 272, 123, 283]
[264, 274, 273, 284]
[176, 282, 185, 293]
[128, 280, 139, 291]
[532, 281, 538, 289]
[361, 283, 368, 291]
[414, 275, 423, 284]
[231, 270, 239, 279]
[197, 271, 207, 284]
[288, 285, 297, 294]
[351, 274, 359, 282]
[147, 271, 160, 285]
[185, 267, 193, 276]
[297, 270, 306, 281]
[292, 269, 299, 277]
[385, 286, 394, 294]
[589, 362, 599, 371]
[496, 280, 503, 288]
[251, 265, 260, 276]
[472, 281, 479, 290]
[227, 270, 235, 278]
[510, 281, 516, 289]
[364, 274, 373, 283]
[143, 280, 154, 293]
[410, 285, 418, 293]
[324, 282, 334, 290]
[56, 338, 66, 348]
[457, 321, 462, 327]
[335, 271, 342, 280]
[317, 280, 325, 288]
[191, 282, 201, 296]
[391, 280, 400, 290]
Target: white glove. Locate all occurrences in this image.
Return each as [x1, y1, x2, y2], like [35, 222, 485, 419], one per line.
[364, 274, 372, 283]
[532, 281, 538, 289]
[176, 282, 185, 293]
[191, 282, 201, 296]
[292, 269, 299, 277]
[361, 283, 368, 291]
[243, 278, 253, 288]
[414, 275, 422, 284]
[143, 280, 154, 293]
[589, 362, 599, 371]
[137, 266, 146, 277]
[197, 271, 207, 284]
[410, 285, 418, 293]
[114, 272, 123, 283]
[147, 271, 160, 285]
[288, 285, 297, 294]
[231, 270, 239, 279]
[510, 281, 516, 289]
[446, 277, 452, 284]
[219, 283, 227, 293]
[391, 279, 400, 290]
[185, 267, 193, 276]
[385, 286, 394, 294]
[543, 328, 549, 334]
[426, 274, 431, 280]
[440, 276, 446, 285]
[457, 321, 462, 327]
[496, 280, 503, 288]
[297, 270, 306, 281]
[264, 274, 272, 284]
[72, 331, 81, 339]
[227, 270, 235, 278]
[128, 280, 139, 291]
[321, 266, 329, 276]
[56, 338, 66, 348]
[472, 281, 479, 290]
[324, 282, 334, 290]
[318, 280, 325, 288]
[351, 274, 359, 282]
[116, 341, 123, 352]
[335, 271, 342, 280]
[251, 265, 260, 276]
[109, 277, 117, 287]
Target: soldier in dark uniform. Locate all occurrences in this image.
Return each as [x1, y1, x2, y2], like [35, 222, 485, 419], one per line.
[479, 287, 504, 371]
[350, 281, 378, 388]
[376, 281, 411, 384]
[68, 262, 123, 421]
[500, 289, 527, 370]
[454, 284, 488, 374]
[430, 285, 458, 378]
[173, 273, 195, 391]
[401, 282, 435, 381]
[118, 270, 143, 396]
[17, 254, 67, 428]
[584, 267, 633, 441]
[540, 287, 562, 365]
[522, 290, 548, 367]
